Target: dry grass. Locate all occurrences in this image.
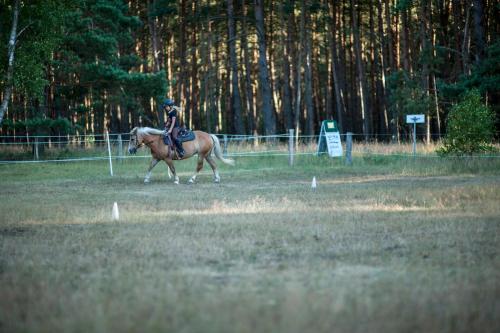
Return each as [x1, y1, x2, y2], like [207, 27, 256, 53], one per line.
[0, 154, 499, 333]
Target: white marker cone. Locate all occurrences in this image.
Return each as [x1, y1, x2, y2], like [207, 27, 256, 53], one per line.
[311, 176, 317, 189]
[112, 202, 119, 221]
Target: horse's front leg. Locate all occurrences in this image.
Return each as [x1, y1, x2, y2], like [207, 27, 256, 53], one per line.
[144, 158, 159, 183]
[165, 160, 179, 185]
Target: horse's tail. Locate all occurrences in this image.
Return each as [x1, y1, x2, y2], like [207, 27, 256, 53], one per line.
[210, 134, 235, 166]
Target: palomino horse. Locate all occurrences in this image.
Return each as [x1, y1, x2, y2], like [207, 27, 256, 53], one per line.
[128, 127, 235, 184]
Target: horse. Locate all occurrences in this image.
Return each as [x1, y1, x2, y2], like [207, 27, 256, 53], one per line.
[127, 127, 234, 184]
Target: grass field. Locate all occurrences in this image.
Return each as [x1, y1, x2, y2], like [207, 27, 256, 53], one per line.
[0, 153, 499, 333]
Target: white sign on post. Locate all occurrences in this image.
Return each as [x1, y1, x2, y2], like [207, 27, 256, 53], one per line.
[317, 120, 343, 157]
[406, 114, 425, 157]
[406, 114, 425, 124]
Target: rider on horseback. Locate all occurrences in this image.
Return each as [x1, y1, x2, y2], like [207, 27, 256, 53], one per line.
[162, 98, 185, 158]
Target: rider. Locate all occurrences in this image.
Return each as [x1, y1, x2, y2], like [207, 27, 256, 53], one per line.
[162, 98, 185, 158]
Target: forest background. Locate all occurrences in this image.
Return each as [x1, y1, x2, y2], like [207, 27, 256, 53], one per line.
[0, 0, 498, 141]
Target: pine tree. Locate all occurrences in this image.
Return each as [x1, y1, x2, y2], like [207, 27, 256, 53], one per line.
[53, 0, 166, 134]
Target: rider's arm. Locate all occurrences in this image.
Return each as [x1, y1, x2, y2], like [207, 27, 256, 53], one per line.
[168, 117, 176, 133]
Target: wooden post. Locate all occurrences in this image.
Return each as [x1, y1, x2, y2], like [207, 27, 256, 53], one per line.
[345, 132, 352, 165]
[223, 135, 228, 157]
[288, 129, 294, 166]
[412, 122, 417, 158]
[33, 137, 39, 160]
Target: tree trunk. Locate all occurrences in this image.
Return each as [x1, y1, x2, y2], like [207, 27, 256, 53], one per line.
[147, 0, 160, 72]
[0, 0, 20, 125]
[204, 4, 214, 132]
[370, 0, 385, 138]
[267, 1, 280, 132]
[288, 0, 299, 137]
[329, 1, 346, 134]
[376, 0, 389, 138]
[462, 2, 472, 75]
[420, 0, 431, 144]
[241, 0, 255, 135]
[190, 0, 199, 129]
[342, 1, 354, 133]
[384, 0, 398, 140]
[472, 0, 486, 64]
[280, 1, 293, 131]
[214, 28, 221, 132]
[452, 1, 464, 76]
[227, 0, 244, 134]
[178, 0, 190, 127]
[400, 6, 411, 73]
[294, 0, 304, 137]
[352, 1, 371, 141]
[254, 0, 276, 135]
[302, 0, 314, 136]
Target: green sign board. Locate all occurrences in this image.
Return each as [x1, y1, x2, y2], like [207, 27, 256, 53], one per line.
[323, 120, 339, 133]
[317, 120, 343, 157]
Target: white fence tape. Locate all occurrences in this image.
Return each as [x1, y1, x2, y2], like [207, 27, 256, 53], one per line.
[1, 133, 499, 165]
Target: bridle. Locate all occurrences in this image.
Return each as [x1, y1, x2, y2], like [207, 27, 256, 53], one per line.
[134, 134, 155, 148]
[129, 133, 156, 153]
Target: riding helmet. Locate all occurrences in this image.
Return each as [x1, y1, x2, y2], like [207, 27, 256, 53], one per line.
[162, 98, 175, 107]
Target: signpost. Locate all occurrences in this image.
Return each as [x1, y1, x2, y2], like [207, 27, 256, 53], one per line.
[317, 120, 343, 157]
[406, 114, 425, 157]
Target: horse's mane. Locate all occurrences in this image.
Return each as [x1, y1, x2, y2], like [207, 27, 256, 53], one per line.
[137, 127, 164, 136]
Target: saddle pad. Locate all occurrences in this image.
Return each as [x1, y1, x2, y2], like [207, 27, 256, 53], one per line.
[178, 130, 195, 143]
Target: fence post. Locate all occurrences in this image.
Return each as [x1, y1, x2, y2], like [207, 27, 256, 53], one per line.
[412, 122, 417, 158]
[34, 137, 39, 160]
[345, 132, 352, 166]
[106, 130, 114, 176]
[223, 135, 228, 157]
[288, 129, 294, 166]
[117, 134, 123, 161]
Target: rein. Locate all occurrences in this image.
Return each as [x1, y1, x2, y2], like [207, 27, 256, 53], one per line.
[132, 136, 156, 150]
[143, 139, 156, 147]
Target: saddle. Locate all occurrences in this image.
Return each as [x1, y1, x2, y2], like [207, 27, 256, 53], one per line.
[162, 127, 195, 145]
[177, 127, 195, 143]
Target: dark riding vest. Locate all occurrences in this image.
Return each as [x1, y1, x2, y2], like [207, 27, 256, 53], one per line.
[167, 109, 180, 128]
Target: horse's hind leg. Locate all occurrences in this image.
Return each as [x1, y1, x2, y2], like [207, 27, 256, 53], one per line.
[205, 155, 220, 183]
[144, 158, 160, 183]
[188, 155, 205, 184]
[165, 160, 179, 185]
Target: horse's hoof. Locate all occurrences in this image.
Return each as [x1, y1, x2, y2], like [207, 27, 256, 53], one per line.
[214, 178, 220, 183]
[144, 179, 150, 184]
[188, 178, 195, 184]
[174, 180, 179, 185]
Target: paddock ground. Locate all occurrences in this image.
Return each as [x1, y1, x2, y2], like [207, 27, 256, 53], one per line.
[0, 155, 499, 333]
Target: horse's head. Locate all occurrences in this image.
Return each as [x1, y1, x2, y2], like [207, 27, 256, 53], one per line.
[128, 127, 164, 154]
[128, 127, 141, 154]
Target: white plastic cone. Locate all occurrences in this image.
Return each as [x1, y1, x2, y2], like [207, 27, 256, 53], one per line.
[311, 176, 317, 189]
[112, 202, 119, 221]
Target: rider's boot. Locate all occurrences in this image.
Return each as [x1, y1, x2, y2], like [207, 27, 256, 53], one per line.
[175, 139, 185, 158]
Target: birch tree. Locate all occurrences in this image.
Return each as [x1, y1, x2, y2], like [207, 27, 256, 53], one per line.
[0, 0, 19, 125]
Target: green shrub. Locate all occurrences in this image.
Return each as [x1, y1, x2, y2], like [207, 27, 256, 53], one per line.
[437, 89, 496, 156]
